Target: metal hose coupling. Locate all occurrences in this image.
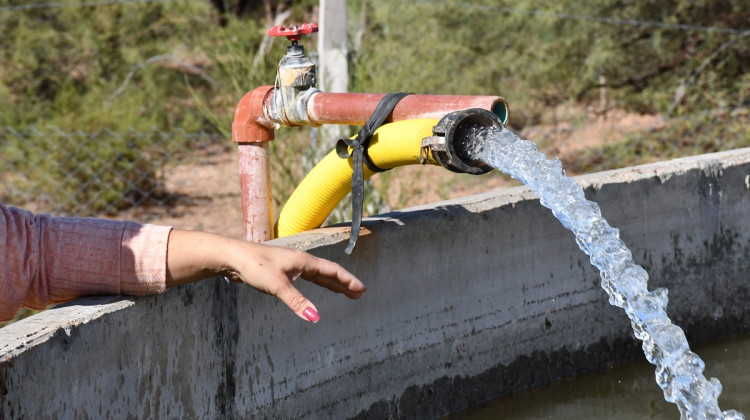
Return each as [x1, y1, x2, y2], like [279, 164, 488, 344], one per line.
[420, 108, 504, 174]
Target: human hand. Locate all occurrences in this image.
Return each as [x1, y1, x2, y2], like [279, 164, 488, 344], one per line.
[221, 242, 365, 322]
[165, 230, 365, 323]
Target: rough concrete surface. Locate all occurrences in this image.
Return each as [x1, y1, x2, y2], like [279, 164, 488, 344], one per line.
[3, 148, 750, 419]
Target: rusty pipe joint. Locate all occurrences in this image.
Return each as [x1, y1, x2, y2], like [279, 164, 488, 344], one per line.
[421, 108, 504, 175]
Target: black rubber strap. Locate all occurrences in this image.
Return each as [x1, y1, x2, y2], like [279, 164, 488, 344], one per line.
[336, 92, 411, 254]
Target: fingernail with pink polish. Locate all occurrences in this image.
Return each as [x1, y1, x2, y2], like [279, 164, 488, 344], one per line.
[303, 307, 320, 323]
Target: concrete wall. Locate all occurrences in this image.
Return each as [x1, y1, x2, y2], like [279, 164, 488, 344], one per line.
[3, 148, 750, 419]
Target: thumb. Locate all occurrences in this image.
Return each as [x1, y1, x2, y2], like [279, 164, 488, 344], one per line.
[275, 281, 320, 323]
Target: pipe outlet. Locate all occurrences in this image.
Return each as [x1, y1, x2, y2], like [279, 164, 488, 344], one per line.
[422, 108, 504, 175]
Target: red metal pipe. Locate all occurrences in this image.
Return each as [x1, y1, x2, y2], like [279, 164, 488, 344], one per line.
[232, 86, 275, 143]
[307, 92, 508, 126]
[232, 86, 275, 242]
[237, 142, 273, 242]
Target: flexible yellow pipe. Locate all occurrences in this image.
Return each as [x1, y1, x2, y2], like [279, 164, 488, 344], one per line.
[275, 119, 440, 238]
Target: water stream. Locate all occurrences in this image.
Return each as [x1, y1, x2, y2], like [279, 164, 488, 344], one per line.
[460, 125, 744, 420]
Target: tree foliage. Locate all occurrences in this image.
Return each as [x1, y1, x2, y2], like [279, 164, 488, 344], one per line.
[0, 0, 216, 131]
[1, 0, 749, 213]
[351, 0, 750, 128]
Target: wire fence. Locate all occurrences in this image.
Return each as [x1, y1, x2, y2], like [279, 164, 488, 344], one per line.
[0, 124, 395, 241]
[0, 127, 229, 218]
[2, 106, 748, 227]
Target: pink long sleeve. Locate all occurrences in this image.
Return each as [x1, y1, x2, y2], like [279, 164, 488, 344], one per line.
[0, 203, 172, 321]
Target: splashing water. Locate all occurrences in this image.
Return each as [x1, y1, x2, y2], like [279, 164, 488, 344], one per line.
[462, 125, 744, 420]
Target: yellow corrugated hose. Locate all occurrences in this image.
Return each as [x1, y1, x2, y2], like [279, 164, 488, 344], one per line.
[275, 118, 440, 238]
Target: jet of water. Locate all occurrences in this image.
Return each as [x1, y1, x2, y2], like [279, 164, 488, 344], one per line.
[461, 124, 743, 420]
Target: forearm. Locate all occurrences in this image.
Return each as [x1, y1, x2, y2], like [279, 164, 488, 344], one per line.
[165, 229, 241, 287]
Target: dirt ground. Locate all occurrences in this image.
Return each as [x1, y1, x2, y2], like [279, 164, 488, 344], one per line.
[123, 109, 662, 240]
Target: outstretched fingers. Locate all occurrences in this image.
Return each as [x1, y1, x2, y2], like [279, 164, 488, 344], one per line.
[297, 254, 366, 299]
[249, 245, 367, 323]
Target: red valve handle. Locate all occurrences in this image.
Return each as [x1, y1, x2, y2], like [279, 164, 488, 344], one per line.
[268, 23, 319, 42]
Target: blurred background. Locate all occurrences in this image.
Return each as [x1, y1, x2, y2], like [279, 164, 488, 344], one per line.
[1, 0, 748, 239]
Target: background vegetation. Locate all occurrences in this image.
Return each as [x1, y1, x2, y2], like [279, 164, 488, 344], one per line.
[355, 1, 750, 169]
[0, 0, 748, 213]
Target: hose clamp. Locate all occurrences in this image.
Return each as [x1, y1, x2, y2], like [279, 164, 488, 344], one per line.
[419, 136, 446, 165]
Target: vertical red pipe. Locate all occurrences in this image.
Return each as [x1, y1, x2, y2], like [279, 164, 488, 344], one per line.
[237, 143, 273, 242]
[232, 86, 275, 242]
